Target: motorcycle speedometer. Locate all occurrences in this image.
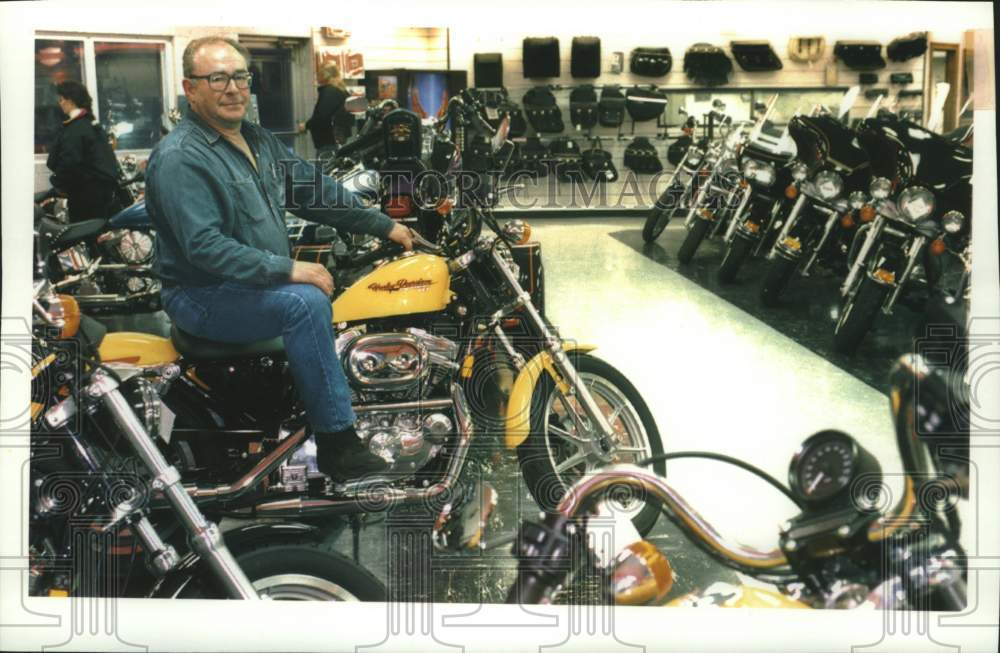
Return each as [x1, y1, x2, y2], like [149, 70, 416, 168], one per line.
[788, 430, 881, 508]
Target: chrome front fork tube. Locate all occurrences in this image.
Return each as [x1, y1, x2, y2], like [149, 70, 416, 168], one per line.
[724, 186, 754, 244]
[801, 207, 840, 276]
[490, 250, 617, 455]
[88, 370, 259, 600]
[841, 216, 886, 297]
[767, 194, 807, 260]
[683, 167, 716, 227]
[885, 236, 927, 314]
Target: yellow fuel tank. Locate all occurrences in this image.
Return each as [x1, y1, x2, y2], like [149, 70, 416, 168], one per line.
[333, 253, 451, 323]
[99, 332, 180, 367]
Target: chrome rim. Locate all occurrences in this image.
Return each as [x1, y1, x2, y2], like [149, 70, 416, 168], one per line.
[543, 374, 653, 515]
[252, 574, 361, 601]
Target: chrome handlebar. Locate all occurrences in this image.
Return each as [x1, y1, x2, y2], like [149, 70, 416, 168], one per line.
[555, 354, 934, 571]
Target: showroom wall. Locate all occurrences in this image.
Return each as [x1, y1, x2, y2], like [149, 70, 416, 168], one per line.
[30, 12, 972, 211]
[447, 24, 932, 210]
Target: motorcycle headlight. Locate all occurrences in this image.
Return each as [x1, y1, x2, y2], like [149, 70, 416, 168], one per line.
[501, 219, 532, 245]
[742, 159, 776, 187]
[790, 162, 809, 181]
[897, 186, 935, 222]
[869, 177, 893, 200]
[814, 171, 843, 201]
[848, 191, 867, 210]
[685, 149, 703, 168]
[941, 210, 965, 234]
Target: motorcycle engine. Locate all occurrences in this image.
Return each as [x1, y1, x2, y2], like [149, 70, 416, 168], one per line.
[337, 327, 460, 398]
[278, 327, 464, 481]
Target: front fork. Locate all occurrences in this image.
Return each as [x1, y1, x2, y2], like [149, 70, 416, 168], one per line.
[841, 216, 926, 314]
[799, 206, 841, 276]
[86, 370, 260, 599]
[841, 216, 887, 298]
[723, 185, 755, 244]
[488, 249, 619, 458]
[767, 194, 808, 260]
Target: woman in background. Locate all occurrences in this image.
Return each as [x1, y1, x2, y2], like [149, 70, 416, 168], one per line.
[46, 80, 121, 223]
[299, 61, 353, 160]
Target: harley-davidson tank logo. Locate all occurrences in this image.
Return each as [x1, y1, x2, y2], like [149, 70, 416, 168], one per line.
[368, 279, 433, 293]
[389, 124, 411, 141]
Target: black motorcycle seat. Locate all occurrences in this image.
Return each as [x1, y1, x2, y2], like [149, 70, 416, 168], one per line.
[170, 325, 285, 361]
[43, 218, 108, 248]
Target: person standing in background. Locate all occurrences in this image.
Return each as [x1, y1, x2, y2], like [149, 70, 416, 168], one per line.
[299, 61, 353, 160]
[46, 80, 122, 223]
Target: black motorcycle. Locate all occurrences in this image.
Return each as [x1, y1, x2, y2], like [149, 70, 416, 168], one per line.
[716, 116, 797, 283]
[834, 114, 972, 354]
[34, 186, 160, 314]
[29, 230, 386, 601]
[641, 102, 730, 245]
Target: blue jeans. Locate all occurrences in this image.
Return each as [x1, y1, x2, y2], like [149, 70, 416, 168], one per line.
[161, 282, 354, 432]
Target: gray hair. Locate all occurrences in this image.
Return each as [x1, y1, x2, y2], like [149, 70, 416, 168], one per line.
[182, 36, 251, 78]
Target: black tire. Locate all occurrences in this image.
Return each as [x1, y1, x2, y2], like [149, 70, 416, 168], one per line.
[642, 208, 671, 243]
[642, 182, 682, 243]
[676, 218, 712, 264]
[717, 234, 754, 284]
[759, 255, 797, 307]
[183, 543, 386, 601]
[516, 354, 665, 536]
[834, 277, 889, 355]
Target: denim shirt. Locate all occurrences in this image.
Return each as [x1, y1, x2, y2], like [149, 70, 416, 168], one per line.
[146, 111, 395, 288]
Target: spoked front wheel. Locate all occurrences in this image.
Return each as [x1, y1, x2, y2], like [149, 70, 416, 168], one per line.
[517, 354, 665, 535]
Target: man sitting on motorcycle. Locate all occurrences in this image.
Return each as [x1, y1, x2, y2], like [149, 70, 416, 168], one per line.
[145, 36, 413, 481]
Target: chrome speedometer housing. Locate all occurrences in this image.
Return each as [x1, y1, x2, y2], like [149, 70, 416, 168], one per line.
[788, 430, 882, 508]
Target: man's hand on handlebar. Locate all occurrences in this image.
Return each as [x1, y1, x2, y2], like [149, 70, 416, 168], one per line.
[386, 223, 414, 251]
[290, 260, 335, 296]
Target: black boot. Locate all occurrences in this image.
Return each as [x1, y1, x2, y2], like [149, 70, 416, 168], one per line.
[315, 427, 389, 482]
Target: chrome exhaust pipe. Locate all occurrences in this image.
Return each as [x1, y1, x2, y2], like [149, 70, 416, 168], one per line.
[183, 397, 458, 502]
[248, 384, 474, 518]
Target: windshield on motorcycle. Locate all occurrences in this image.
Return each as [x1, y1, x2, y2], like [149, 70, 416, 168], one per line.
[788, 115, 868, 173]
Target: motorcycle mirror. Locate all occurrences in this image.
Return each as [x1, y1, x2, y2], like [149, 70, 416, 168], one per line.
[925, 82, 951, 132]
[837, 86, 861, 121]
[344, 95, 369, 114]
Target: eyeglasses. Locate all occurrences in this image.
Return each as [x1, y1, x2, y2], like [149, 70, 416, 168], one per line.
[188, 71, 253, 91]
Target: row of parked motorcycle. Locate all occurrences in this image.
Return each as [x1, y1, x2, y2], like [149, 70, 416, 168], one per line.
[641, 86, 973, 355]
[27, 88, 970, 611]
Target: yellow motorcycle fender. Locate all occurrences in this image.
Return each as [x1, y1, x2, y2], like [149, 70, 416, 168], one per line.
[99, 332, 180, 367]
[504, 344, 596, 449]
[665, 584, 811, 609]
